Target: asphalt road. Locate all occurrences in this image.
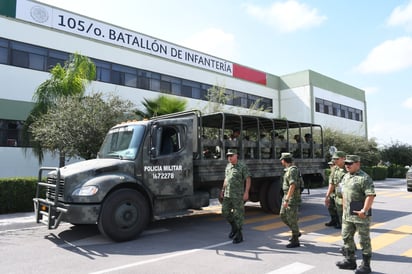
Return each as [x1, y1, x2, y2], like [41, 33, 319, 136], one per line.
[1, 178, 411, 274]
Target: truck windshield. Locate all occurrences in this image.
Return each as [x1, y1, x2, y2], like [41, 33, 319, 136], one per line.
[98, 125, 145, 160]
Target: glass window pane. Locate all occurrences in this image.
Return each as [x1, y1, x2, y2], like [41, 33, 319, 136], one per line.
[29, 53, 45, 70]
[0, 47, 7, 64]
[11, 50, 29, 68]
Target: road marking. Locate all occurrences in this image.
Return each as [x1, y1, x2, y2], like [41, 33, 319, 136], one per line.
[245, 214, 280, 224]
[253, 215, 324, 231]
[383, 192, 410, 197]
[265, 262, 314, 274]
[402, 248, 412, 258]
[88, 240, 232, 274]
[278, 222, 328, 237]
[314, 222, 386, 243]
[372, 225, 412, 251]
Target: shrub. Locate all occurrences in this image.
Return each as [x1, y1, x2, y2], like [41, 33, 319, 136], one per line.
[0, 177, 37, 214]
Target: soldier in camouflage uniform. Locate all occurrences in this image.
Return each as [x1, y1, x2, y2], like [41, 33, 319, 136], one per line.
[279, 152, 302, 248]
[220, 149, 251, 244]
[336, 155, 376, 274]
[324, 160, 339, 228]
[325, 151, 346, 229]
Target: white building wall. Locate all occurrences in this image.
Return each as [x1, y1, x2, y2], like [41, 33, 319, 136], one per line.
[0, 147, 81, 178]
[279, 85, 312, 122]
[313, 87, 367, 137]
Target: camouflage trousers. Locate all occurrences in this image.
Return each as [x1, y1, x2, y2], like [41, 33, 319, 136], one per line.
[342, 220, 372, 257]
[221, 197, 245, 229]
[280, 204, 300, 235]
[335, 197, 343, 226]
[327, 195, 338, 219]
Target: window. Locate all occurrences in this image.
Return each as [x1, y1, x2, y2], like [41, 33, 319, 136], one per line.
[0, 38, 8, 64]
[1, 37, 274, 114]
[0, 119, 24, 147]
[315, 97, 362, 122]
[47, 50, 68, 69]
[94, 59, 111, 82]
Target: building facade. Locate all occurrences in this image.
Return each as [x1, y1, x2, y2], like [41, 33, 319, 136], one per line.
[0, 0, 367, 177]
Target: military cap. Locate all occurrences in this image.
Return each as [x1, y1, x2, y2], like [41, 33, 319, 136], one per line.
[345, 155, 360, 163]
[279, 152, 293, 161]
[226, 149, 238, 156]
[332, 151, 346, 159]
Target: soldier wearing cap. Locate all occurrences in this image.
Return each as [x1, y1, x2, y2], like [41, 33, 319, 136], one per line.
[279, 152, 302, 248]
[325, 151, 346, 229]
[220, 149, 251, 244]
[336, 155, 376, 274]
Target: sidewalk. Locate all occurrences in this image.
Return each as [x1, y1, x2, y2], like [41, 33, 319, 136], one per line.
[0, 211, 35, 225]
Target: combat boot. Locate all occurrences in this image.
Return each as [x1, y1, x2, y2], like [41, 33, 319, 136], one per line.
[232, 230, 243, 244]
[336, 249, 357, 270]
[355, 255, 371, 274]
[288, 232, 301, 242]
[228, 222, 237, 239]
[286, 234, 300, 248]
[325, 216, 338, 227]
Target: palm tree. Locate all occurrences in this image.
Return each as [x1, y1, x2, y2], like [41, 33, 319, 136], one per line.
[23, 53, 96, 166]
[135, 95, 187, 118]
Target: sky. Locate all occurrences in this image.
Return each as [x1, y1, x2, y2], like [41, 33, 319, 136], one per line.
[36, 0, 412, 146]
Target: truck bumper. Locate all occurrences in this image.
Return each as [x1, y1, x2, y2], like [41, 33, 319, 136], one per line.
[61, 203, 101, 225]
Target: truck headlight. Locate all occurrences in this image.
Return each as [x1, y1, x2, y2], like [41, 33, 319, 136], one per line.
[72, 185, 99, 196]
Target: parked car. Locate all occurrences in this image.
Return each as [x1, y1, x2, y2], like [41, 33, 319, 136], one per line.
[406, 166, 412, 192]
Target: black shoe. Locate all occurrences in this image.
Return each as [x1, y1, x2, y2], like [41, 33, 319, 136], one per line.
[325, 220, 337, 227]
[335, 224, 341, 229]
[286, 241, 300, 248]
[229, 222, 237, 239]
[232, 231, 243, 244]
[336, 259, 357, 270]
[288, 232, 302, 242]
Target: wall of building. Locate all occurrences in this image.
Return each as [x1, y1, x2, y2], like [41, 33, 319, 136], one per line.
[0, 1, 368, 177]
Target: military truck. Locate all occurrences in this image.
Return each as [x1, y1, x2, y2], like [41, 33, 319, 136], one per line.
[33, 110, 325, 241]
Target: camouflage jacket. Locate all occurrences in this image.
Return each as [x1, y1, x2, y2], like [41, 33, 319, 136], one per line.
[332, 167, 346, 198]
[341, 169, 376, 223]
[282, 165, 302, 206]
[224, 161, 251, 199]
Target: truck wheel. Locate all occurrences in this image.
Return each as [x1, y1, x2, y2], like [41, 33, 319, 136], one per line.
[266, 181, 282, 214]
[98, 189, 149, 242]
[259, 182, 270, 212]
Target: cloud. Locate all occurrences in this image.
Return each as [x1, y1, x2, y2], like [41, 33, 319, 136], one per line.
[387, 0, 412, 31]
[243, 0, 327, 33]
[363, 86, 379, 95]
[403, 97, 412, 108]
[355, 36, 412, 74]
[181, 28, 237, 60]
[369, 120, 412, 145]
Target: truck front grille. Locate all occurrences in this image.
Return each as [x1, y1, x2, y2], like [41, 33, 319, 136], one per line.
[46, 177, 65, 200]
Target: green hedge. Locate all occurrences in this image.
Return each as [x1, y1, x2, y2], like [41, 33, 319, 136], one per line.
[0, 177, 37, 214]
[387, 165, 408, 178]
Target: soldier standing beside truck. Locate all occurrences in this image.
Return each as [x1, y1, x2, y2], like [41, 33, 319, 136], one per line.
[221, 149, 251, 244]
[279, 152, 302, 248]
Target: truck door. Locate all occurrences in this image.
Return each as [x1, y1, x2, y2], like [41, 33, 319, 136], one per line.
[144, 118, 194, 197]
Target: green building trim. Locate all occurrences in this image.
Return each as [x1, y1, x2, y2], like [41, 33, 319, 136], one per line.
[0, 0, 16, 18]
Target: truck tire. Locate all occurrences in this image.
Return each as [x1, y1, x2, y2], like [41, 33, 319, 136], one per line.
[98, 189, 149, 242]
[266, 180, 282, 214]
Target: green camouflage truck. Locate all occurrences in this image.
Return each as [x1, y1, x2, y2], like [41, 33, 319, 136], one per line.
[33, 110, 325, 241]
